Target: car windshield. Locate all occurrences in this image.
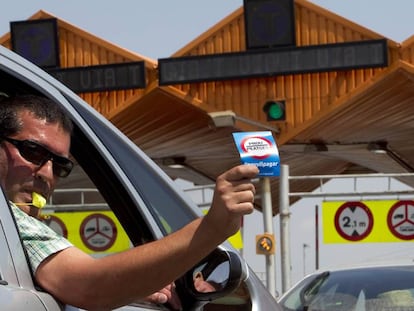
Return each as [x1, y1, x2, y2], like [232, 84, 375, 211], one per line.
[279, 265, 414, 311]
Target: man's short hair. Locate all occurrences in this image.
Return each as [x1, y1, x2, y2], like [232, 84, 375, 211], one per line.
[0, 94, 73, 137]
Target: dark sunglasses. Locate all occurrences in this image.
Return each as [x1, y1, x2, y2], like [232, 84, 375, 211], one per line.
[2, 136, 74, 178]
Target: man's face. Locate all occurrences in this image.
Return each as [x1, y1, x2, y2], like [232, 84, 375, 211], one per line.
[0, 110, 71, 218]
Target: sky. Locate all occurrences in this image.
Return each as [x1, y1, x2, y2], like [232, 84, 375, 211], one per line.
[2, 0, 414, 60]
[2, 0, 414, 296]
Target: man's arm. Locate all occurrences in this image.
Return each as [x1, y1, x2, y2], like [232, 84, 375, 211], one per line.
[35, 164, 259, 310]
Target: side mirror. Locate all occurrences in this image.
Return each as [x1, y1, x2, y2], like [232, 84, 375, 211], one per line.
[175, 247, 245, 310]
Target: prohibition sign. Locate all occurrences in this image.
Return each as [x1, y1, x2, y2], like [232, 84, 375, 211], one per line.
[42, 215, 68, 238]
[334, 201, 374, 241]
[387, 200, 414, 240]
[80, 213, 117, 251]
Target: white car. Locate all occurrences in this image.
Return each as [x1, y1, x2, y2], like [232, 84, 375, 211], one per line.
[0, 45, 281, 311]
[278, 261, 414, 311]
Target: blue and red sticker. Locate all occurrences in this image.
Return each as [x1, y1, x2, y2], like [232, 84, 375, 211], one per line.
[232, 131, 280, 177]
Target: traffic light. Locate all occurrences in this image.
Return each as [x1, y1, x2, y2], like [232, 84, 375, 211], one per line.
[263, 100, 286, 121]
[256, 233, 275, 255]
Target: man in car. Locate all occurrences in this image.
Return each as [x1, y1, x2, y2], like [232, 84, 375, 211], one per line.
[0, 94, 259, 310]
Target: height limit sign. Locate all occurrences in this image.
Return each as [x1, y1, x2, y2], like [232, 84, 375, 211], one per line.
[334, 201, 374, 241]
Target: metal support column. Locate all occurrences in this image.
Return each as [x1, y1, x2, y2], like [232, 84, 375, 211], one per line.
[261, 177, 277, 297]
[279, 164, 291, 293]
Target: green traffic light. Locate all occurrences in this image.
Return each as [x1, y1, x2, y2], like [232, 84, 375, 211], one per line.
[268, 103, 284, 119]
[263, 100, 286, 121]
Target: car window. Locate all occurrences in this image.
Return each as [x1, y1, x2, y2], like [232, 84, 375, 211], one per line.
[0, 61, 202, 257]
[66, 95, 201, 233]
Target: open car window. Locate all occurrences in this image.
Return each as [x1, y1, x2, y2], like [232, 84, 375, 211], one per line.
[0, 62, 201, 259]
[66, 95, 201, 234]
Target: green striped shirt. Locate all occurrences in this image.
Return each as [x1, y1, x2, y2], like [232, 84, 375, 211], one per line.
[11, 203, 72, 273]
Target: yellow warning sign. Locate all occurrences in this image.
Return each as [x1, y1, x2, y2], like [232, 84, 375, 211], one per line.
[228, 230, 244, 250]
[201, 209, 243, 250]
[42, 211, 131, 254]
[323, 200, 414, 243]
[43, 208, 244, 253]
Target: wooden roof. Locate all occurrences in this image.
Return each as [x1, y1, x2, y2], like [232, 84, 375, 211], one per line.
[3, 1, 414, 215]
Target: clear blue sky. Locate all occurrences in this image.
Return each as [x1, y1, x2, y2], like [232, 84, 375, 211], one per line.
[1, 0, 414, 60]
[2, 0, 414, 294]
[0, 0, 242, 59]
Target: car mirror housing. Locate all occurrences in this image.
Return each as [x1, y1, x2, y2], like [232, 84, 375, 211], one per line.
[175, 247, 245, 310]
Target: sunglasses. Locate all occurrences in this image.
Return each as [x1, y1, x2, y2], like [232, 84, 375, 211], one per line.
[2, 136, 74, 178]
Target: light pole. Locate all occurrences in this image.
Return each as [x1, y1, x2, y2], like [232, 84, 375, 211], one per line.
[303, 243, 310, 277]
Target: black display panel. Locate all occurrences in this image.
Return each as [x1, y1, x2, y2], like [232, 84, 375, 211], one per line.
[10, 18, 60, 68]
[244, 0, 296, 49]
[158, 39, 387, 85]
[48, 62, 146, 93]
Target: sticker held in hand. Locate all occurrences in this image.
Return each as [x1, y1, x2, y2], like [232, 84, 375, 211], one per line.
[232, 131, 280, 177]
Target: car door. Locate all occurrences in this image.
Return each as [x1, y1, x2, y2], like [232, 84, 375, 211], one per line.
[0, 187, 64, 310]
[0, 45, 195, 311]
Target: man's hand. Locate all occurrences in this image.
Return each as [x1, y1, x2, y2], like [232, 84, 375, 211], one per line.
[146, 283, 182, 310]
[206, 164, 259, 238]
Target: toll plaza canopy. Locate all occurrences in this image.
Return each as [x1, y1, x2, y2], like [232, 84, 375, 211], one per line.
[2, 0, 414, 215]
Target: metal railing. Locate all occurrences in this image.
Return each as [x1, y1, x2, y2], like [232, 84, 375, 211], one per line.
[183, 184, 215, 207]
[45, 188, 109, 211]
[289, 172, 414, 198]
[44, 185, 219, 212]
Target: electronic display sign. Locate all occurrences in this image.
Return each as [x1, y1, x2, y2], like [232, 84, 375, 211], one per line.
[158, 39, 387, 85]
[10, 18, 60, 68]
[48, 62, 146, 93]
